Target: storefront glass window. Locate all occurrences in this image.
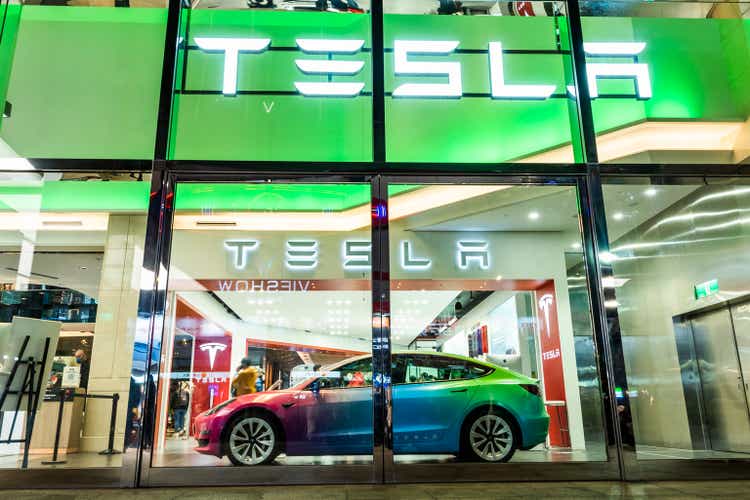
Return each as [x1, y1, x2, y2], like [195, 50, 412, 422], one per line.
[383, 2, 581, 163]
[0, 171, 150, 469]
[387, 183, 607, 464]
[603, 177, 750, 459]
[152, 182, 373, 467]
[0, 2, 167, 160]
[168, 2, 373, 161]
[580, 2, 750, 164]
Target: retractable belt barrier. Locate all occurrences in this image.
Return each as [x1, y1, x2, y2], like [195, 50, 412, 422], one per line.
[44, 390, 122, 465]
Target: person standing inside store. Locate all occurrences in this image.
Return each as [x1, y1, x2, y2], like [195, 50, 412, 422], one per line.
[74, 349, 90, 390]
[170, 381, 191, 438]
[231, 357, 259, 396]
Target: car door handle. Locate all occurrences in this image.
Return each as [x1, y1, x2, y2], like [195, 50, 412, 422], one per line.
[451, 388, 468, 393]
[282, 402, 295, 409]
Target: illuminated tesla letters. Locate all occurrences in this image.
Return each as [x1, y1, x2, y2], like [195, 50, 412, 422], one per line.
[193, 37, 653, 100]
[193, 37, 270, 96]
[294, 39, 366, 96]
[222, 238, 495, 272]
[224, 240, 259, 269]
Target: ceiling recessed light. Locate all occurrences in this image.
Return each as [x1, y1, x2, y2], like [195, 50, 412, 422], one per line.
[613, 212, 624, 221]
[528, 211, 540, 220]
[644, 187, 658, 197]
[495, 275, 503, 281]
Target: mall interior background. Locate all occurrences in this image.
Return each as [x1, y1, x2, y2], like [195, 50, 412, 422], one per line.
[0, 0, 748, 487]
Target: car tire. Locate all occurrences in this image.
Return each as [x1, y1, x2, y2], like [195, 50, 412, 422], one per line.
[460, 409, 518, 463]
[224, 412, 282, 466]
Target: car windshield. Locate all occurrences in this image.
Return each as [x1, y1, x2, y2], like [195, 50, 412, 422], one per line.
[298, 356, 373, 390]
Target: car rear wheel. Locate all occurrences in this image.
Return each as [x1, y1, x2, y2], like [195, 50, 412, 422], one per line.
[463, 411, 518, 462]
[225, 414, 281, 466]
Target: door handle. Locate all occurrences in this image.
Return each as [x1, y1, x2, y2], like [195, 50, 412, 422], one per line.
[451, 388, 468, 393]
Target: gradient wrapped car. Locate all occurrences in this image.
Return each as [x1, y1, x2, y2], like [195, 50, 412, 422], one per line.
[192, 352, 549, 465]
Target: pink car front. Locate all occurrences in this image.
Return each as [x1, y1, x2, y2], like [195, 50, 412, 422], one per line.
[193, 389, 299, 458]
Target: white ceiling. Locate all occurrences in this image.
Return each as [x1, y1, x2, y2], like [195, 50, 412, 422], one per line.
[217, 289, 459, 346]
[601, 184, 700, 242]
[0, 184, 705, 328]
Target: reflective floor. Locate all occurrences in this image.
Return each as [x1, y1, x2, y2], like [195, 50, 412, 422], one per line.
[150, 437, 608, 467]
[4, 481, 750, 498]
[1, 441, 747, 469]
[0, 452, 121, 469]
[635, 446, 750, 460]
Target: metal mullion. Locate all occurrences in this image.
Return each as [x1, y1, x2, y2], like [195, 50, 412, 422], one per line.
[576, 174, 628, 479]
[565, 0, 598, 165]
[121, 0, 184, 486]
[371, 0, 385, 163]
[565, 0, 635, 479]
[371, 175, 392, 483]
[153, 0, 184, 162]
[165, 159, 587, 176]
[121, 168, 175, 487]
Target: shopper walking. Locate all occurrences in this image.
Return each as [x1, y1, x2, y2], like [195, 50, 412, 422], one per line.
[170, 381, 191, 438]
[231, 357, 259, 396]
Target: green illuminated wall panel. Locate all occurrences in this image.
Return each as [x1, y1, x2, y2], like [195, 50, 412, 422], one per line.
[384, 15, 750, 163]
[585, 17, 750, 133]
[0, 9, 748, 165]
[0, 6, 166, 159]
[169, 10, 373, 162]
[384, 15, 576, 163]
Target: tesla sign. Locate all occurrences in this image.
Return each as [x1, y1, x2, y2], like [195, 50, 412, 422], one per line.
[194, 38, 652, 99]
[224, 238, 490, 272]
[199, 342, 228, 370]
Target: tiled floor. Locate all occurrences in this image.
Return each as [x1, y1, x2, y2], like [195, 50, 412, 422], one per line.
[3, 481, 750, 499]
[151, 437, 606, 467]
[1, 440, 744, 469]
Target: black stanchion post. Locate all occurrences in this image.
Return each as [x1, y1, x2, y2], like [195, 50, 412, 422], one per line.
[99, 393, 122, 455]
[42, 389, 67, 465]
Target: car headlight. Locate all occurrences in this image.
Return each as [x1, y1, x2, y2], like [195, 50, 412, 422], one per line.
[205, 398, 236, 416]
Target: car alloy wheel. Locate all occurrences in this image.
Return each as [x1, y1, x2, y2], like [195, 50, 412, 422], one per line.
[469, 413, 514, 462]
[228, 416, 276, 465]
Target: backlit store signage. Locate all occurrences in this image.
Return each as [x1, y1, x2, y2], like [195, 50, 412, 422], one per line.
[195, 38, 652, 99]
[224, 238, 491, 271]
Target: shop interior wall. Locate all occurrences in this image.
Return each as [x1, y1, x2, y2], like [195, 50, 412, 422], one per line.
[608, 184, 750, 450]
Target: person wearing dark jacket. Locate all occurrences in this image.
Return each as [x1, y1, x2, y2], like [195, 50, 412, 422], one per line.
[170, 381, 191, 437]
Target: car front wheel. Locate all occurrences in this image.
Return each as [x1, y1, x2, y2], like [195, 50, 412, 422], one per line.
[225, 414, 281, 466]
[463, 411, 518, 463]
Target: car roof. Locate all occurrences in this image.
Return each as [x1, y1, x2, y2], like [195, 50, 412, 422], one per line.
[324, 350, 498, 371]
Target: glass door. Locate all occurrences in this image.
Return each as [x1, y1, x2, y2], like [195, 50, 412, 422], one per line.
[142, 178, 379, 485]
[383, 178, 615, 481]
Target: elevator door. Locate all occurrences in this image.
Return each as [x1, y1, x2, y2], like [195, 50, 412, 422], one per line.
[690, 308, 750, 453]
[729, 303, 750, 424]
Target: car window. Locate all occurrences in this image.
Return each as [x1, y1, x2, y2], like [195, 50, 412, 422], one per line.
[403, 355, 491, 384]
[391, 355, 407, 384]
[316, 357, 373, 389]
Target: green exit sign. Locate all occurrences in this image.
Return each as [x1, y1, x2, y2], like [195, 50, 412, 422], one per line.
[695, 279, 719, 299]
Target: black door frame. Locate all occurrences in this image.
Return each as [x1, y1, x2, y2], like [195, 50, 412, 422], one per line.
[123, 169, 626, 487]
[126, 170, 382, 488]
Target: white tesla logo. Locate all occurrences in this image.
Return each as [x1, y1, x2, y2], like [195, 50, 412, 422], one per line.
[200, 342, 227, 370]
[538, 294, 554, 338]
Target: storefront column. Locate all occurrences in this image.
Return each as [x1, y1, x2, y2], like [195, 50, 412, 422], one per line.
[80, 215, 146, 452]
